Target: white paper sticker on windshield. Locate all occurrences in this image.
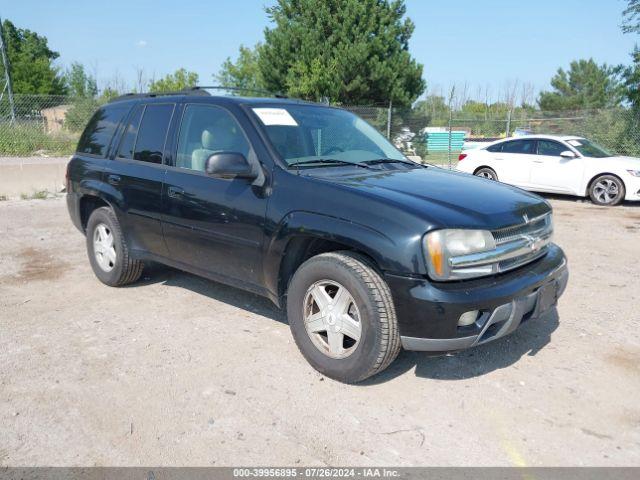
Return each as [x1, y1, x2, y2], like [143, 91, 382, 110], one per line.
[567, 140, 582, 147]
[252, 108, 298, 126]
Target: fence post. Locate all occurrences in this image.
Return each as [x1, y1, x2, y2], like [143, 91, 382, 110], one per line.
[386, 100, 392, 140]
[506, 109, 512, 138]
[447, 109, 453, 170]
[0, 16, 17, 124]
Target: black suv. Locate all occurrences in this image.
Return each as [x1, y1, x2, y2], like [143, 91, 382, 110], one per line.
[67, 88, 568, 383]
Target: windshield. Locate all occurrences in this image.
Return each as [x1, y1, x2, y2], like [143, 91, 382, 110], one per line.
[567, 138, 613, 158]
[251, 105, 407, 166]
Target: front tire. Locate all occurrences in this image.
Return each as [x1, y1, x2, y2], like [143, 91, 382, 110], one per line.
[86, 207, 144, 286]
[286, 251, 401, 383]
[589, 175, 625, 206]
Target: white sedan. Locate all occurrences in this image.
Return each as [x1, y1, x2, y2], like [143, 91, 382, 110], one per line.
[456, 135, 640, 206]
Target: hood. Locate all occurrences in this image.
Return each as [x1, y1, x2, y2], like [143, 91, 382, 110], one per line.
[311, 166, 550, 230]
[604, 156, 640, 169]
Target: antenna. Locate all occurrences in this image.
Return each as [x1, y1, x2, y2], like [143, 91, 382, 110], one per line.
[0, 16, 16, 123]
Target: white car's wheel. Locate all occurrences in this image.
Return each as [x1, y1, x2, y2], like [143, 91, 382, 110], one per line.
[474, 167, 498, 181]
[589, 175, 625, 206]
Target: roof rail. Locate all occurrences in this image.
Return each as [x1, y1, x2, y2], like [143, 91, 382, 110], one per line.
[108, 89, 209, 103]
[108, 85, 288, 104]
[185, 85, 288, 98]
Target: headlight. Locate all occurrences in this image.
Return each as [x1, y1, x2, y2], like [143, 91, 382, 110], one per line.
[627, 169, 640, 177]
[424, 229, 496, 281]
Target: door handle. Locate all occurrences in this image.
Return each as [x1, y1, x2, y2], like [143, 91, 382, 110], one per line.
[107, 174, 121, 185]
[168, 186, 184, 198]
[533, 160, 543, 164]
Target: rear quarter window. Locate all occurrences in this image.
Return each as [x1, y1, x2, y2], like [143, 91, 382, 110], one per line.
[77, 105, 130, 157]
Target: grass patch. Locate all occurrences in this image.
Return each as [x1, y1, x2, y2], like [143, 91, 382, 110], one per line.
[20, 190, 50, 200]
[0, 122, 78, 156]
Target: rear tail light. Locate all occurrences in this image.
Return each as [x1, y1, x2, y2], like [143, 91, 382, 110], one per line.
[458, 153, 467, 161]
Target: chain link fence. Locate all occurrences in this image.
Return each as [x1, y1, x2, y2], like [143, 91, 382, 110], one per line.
[1, 94, 639, 163]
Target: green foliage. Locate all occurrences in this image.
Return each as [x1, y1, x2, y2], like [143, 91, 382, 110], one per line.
[0, 122, 77, 156]
[538, 59, 624, 111]
[148, 68, 199, 92]
[622, 0, 640, 34]
[64, 62, 97, 98]
[0, 19, 66, 94]
[215, 44, 265, 93]
[258, 0, 425, 106]
[412, 96, 450, 126]
[623, 46, 640, 112]
[64, 97, 101, 133]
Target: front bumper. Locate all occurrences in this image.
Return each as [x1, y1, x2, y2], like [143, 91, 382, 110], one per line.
[624, 175, 640, 201]
[385, 243, 568, 352]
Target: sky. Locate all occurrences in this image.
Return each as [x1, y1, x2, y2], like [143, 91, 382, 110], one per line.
[1, 0, 637, 102]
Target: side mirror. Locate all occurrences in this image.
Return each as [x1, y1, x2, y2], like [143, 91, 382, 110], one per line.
[205, 152, 257, 180]
[560, 150, 577, 159]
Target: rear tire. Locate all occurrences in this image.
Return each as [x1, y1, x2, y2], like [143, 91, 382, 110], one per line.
[589, 174, 625, 206]
[475, 167, 498, 181]
[86, 207, 144, 286]
[286, 251, 401, 383]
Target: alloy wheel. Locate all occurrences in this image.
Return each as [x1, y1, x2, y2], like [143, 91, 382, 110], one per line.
[303, 280, 362, 359]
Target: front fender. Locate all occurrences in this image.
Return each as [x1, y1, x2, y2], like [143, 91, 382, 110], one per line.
[262, 210, 423, 299]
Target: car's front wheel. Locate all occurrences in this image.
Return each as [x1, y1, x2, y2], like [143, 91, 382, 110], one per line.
[589, 175, 625, 206]
[286, 251, 401, 383]
[86, 207, 144, 286]
[474, 167, 498, 181]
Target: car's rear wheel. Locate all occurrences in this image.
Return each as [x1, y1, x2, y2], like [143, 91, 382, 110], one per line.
[474, 167, 498, 181]
[286, 251, 401, 383]
[589, 175, 625, 206]
[86, 207, 144, 286]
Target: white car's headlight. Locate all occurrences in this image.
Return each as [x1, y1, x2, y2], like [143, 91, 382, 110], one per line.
[424, 229, 496, 281]
[627, 169, 640, 177]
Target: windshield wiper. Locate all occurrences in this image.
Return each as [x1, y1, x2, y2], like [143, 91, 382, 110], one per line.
[288, 159, 372, 169]
[362, 158, 423, 167]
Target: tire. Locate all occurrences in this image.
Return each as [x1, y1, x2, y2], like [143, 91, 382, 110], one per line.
[474, 167, 498, 181]
[286, 251, 401, 383]
[86, 206, 144, 286]
[589, 174, 625, 206]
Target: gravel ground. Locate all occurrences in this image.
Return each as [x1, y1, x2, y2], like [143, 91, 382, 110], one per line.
[0, 196, 639, 466]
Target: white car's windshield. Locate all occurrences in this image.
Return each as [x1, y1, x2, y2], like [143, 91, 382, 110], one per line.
[567, 139, 613, 158]
[252, 105, 409, 167]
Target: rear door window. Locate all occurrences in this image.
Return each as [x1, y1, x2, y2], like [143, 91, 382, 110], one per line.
[77, 104, 130, 157]
[116, 105, 144, 159]
[501, 139, 537, 154]
[487, 143, 503, 153]
[133, 104, 175, 164]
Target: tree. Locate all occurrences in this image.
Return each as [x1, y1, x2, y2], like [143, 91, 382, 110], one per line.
[64, 62, 97, 98]
[623, 47, 640, 111]
[538, 59, 624, 111]
[148, 68, 198, 92]
[0, 19, 66, 94]
[622, 0, 640, 34]
[215, 44, 264, 92]
[257, 0, 425, 106]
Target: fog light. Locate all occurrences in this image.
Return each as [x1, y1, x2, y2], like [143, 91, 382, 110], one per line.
[458, 310, 479, 327]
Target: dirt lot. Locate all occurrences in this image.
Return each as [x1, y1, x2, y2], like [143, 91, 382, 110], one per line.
[1, 196, 639, 466]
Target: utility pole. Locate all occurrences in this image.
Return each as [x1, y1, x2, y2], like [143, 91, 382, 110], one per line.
[386, 99, 392, 140]
[0, 16, 17, 124]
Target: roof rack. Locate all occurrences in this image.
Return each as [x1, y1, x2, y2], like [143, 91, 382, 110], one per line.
[185, 86, 288, 98]
[109, 85, 288, 103]
[108, 89, 209, 103]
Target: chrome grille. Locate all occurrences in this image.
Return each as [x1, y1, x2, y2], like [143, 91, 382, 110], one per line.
[492, 213, 553, 273]
[492, 214, 552, 245]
